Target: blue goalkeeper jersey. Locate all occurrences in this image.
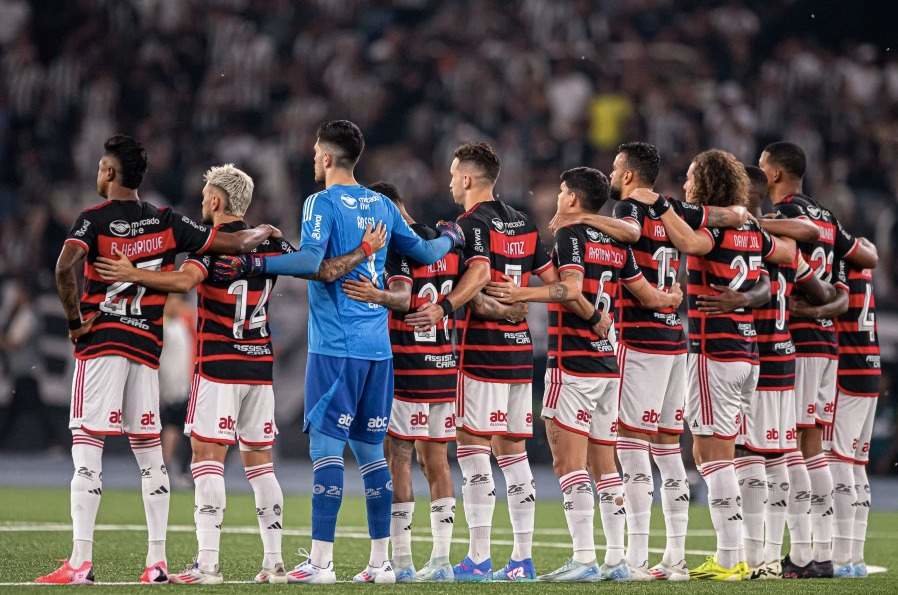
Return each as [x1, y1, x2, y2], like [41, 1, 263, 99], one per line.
[264, 184, 452, 360]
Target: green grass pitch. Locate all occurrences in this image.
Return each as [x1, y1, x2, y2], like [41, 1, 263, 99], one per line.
[0, 486, 894, 593]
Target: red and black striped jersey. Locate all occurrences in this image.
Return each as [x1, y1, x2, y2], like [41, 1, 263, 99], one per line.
[753, 255, 812, 391]
[184, 221, 294, 385]
[612, 197, 707, 354]
[456, 200, 552, 383]
[834, 261, 880, 396]
[687, 220, 775, 363]
[548, 224, 642, 377]
[386, 223, 461, 403]
[64, 200, 216, 368]
[775, 193, 858, 358]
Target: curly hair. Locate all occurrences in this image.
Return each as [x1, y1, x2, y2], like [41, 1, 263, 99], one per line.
[689, 149, 749, 208]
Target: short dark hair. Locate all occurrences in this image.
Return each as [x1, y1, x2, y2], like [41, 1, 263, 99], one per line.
[617, 142, 660, 184]
[317, 120, 365, 168]
[763, 141, 806, 179]
[453, 142, 501, 182]
[369, 181, 402, 206]
[104, 134, 147, 189]
[561, 167, 610, 213]
[744, 164, 767, 188]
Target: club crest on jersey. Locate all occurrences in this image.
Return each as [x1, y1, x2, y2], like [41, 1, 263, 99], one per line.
[109, 220, 131, 237]
[341, 194, 359, 209]
[806, 205, 821, 218]
[585, 228, 601, 242]
[491, 217, 505, 232]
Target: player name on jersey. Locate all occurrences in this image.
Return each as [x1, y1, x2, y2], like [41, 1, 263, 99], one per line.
[613, 197, 707, 354]
[387, 223, 460, 402]
[186, 220, 294, 384]
[457, 200, 551, 383]
[64, 200, 216, 368]
[549, 223, 641, 376]
[687, 221, 774, 363]
[834, 262, 880, 396]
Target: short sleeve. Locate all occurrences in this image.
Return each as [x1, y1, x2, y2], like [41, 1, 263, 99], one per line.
[168, 210, 216, 254]
[65, 211, 97, 253]
[621, 246, 644, 283]
[300, 192, 334, 253]
[834, 258, 849, 291]
[774, 201, 806, 220]
[457, 215, 491, 265]
[532, 231, 553, 274]
[833, 218, 859, 260]
[554, 227, 584, 273]
[183, 254, 212, 279]
[760, 228, 776, 259]
[613, 200, 645, 228]
[672, 199, 707, 229]
[386, 249, 412, 284]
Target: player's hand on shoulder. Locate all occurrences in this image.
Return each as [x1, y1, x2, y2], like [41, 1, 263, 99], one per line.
[261, 224, 283, 239]
[343, 275, 380, 303]
[212, 254, 266, 282]
[95, 247, 137, 282]
[68, 312, 99, 344]
[362, 222, 387, 253]
[628, 187, 659, 205]
[435, 220, 465, 249]
[729, 205, 750, 226]
[548, 212, 585, 233]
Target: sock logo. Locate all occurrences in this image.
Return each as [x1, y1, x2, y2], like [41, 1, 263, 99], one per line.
[76, 466, 95, 480]
[562, 501, 574, 511]
[256, 507, 266, 516]
[197, 504, 220, 515]
[469, 473, 491, 485]
[507, 483, 525, 496]
[599, 493, 614, 503]
[834, 483, 853, 495]
[663, 479, 682, 489]
[365, 487, 385, 498]
[268, 521, 282, 530]
[632, 473, 651, 484]
[273, 504, 282, 516]
[795, 490, 810, 501]
[710, 497, 732, 508]
[150, 485, 168, 495]
[675, 493, 690, 502]
[520, 494, 536, 504]
[141, 467, 151, 478]
[746, 478, 767, 489]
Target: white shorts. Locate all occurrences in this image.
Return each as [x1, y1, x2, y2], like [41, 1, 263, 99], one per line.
[829, 391, 877, 463]
[542, 368, 619, 445]
[455, 375, 532, 437]
[617, 346, 686, 435]
[69, 356, 161, 436]
[184, 375, 277, 448]
[794, 357, 837, 427]
[387, 400, 456, 442]
[686, 354, 758, 439]
[737, 389, 797, 453]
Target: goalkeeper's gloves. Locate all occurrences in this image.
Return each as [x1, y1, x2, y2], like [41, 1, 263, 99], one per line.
[212, 254, 266, 282]
[436, 220, 466, 249]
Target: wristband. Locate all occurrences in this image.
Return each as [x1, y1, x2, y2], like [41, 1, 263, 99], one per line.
[68, 318, 83, 331]
[586, 309, 604, 326]
[651, 195, 671, 216]
[440, 299, 454, 317]
[360, 241, 373, 257]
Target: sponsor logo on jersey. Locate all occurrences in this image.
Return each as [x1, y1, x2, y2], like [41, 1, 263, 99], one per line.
[491, 217, 505, 231]
[311, 214, 323, 240]
[109, 220, 131, 237]
[491, 217, 526, 233]
[341, 194, 359, 209]
[120, 316, 150, 330]
[866, 355, 881, 368]
[74, 219, 91, 237]
[233, 344, 273, 356]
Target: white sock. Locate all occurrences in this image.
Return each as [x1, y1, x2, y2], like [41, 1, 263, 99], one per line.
[785, 452, 813, 567]
[245, 463, 283, 568]
[497, 453, 535, 561]
[735, 455, 767, 568]
[806, 453, 833, 562]
[130, 436, 169, 567]
[558, 470, 595, 564]
[70, 432, 104, 567]
[369, 537, 389, 568]
[457, 446, 494, 564]
[651, 443, 689, 565]
[700, 460, 742, 569]
[390, 502, 415, 568]
[764, 455, 789, 563]
[617, 438, 652, 568]
[192, 461, 225, 571]
[310, 539, 333, 568]
[851, 464, 870, 564]
[595, 473, 626, 566]
[830, 459, 855, 566]
[429, 497, 455, 561]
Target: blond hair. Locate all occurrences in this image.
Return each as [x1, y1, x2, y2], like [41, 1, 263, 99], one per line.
[204, 163, 254, 216]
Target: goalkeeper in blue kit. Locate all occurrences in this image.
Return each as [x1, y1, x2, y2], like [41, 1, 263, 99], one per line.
[215, 120, 464, 584]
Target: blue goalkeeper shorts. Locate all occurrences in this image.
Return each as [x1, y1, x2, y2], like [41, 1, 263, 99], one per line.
[303, 354, 394, 444]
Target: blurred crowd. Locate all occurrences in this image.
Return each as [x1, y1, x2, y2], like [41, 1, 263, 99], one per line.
[0, 0, 895, 468]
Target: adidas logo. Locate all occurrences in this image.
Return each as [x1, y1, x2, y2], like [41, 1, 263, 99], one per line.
[88, 488, 102, 496]
[488, 490, 496, 497]
[520, 494, 536, 504]
[440, 517, 455, 524]
[614, 508, 626, 516]
[822, 507, 834, 517]
[771, 500, 787, 507]
[150, 486, 169, 496]
[675, 494, 690, 502]
[728, 514, 743, 521]
[268, 521, 282, 530]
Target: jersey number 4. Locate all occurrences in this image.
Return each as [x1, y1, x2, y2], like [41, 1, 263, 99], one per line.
[228, 279, 272, 339]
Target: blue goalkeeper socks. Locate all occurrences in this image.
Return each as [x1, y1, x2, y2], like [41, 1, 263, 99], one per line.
[349, 439, 393, 540]
[309, 429, 346, 542]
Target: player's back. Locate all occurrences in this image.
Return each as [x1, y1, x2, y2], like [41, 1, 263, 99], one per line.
[687, 221, 773, 362]
[187, 220, 295, 384]
[548, 223, 640, 377]
[457, 199, 551, 383]
[387, 223, 461, 402]
[65, 199, 215, 368]
[834, 261, 880, 397]
[614, 197, 706, 354]
[753, 256, 801, 391]
[303, 184, 403, 361]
